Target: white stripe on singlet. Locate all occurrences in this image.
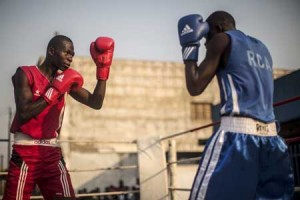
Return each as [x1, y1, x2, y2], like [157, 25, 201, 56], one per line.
[45, 88, 53, 99]
[16, 162, 28, 200]
[228, 74, 240, 114]
[220, 78, 227, 114]
[58, 161, 71, 197]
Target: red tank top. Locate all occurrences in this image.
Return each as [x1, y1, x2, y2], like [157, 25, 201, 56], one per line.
[10, 66, 66, 139]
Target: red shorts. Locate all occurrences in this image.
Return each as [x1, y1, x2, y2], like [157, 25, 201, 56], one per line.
[3, 144, 75, 200]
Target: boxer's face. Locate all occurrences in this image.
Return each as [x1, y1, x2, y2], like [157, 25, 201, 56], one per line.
[50, 40, 75, 71]
[204, 21, 226, 47]
[205, 25, 219, 46]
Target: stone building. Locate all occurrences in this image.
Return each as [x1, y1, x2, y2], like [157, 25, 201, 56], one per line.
[57, 57, 291, 191]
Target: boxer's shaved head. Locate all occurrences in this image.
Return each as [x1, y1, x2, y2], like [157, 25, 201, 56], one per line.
[206, 11, 236, 30]
[47, 35, 73, 51]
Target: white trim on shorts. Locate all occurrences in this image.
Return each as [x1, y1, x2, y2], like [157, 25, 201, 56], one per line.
[14, 132, 60, 147]
[58, 161, 72, 197]
[190, 130, 225, 200]
[16, 162, 28, 200]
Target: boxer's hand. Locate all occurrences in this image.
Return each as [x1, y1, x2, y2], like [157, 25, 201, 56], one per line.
[42, 68, 84, 104]
[90, 37, 114, 80]
[178, 14, 209, 61]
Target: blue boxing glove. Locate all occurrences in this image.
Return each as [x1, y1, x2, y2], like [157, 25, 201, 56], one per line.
[178, 14, 209, 61]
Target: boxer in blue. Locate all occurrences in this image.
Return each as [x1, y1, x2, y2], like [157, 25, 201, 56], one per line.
[178, 11, 294, 200]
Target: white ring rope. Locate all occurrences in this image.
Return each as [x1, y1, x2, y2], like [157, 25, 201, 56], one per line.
[0, 165, 137, 175]
[167, 156, 201, 165]
[58, 139, 136, 144]
[26, 190, 140, 199]
[69, 165, 138, 172]
[160, 122, 219, 141]
[168, 187, 191, 191]
[168, 187, 300, 192]
[76, 190, 139, 197]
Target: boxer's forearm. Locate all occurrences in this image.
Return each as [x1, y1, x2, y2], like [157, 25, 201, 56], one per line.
[17, 98, 48, 123]
[70, 80, 106, 110]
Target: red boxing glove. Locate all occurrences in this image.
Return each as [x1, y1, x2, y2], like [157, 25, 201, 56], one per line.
[43, 68, 84, 104]
[90, 37, 114, 80]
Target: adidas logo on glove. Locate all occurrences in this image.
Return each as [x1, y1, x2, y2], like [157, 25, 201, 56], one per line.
[181, 24, 194, 36]
[55, 74, 64, 82]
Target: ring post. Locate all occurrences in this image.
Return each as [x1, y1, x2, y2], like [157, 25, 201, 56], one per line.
[137, 136, 169, 200]
[168, 140, 177, 200]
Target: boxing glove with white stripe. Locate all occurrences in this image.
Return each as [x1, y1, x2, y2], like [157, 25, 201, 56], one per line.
[178, 14, 209, 61]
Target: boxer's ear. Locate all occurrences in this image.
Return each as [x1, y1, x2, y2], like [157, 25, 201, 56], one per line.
[217, 23, 224, 32]
[48, 46, 55, 56]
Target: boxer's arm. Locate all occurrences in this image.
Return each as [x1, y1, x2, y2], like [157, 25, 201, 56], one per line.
[69, 37, 114, 110]
[14, 69, 48, 123]
[69, 80, 106, 109]
[185, 32, 229, 96]
[42, 68, 84, 104]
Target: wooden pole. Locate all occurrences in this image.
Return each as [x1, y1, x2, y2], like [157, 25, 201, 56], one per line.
[168, 140, 177, 200]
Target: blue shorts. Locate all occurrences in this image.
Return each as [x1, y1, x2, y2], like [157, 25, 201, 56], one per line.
[189, 117, 294, 200]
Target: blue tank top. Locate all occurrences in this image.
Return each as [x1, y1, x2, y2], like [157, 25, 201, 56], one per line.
[217, 30, 275, 122]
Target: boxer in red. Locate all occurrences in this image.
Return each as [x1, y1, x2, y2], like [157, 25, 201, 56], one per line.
[3, 35, 114, 200]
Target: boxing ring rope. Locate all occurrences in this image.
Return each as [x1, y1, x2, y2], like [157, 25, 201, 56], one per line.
[68, 165, 137, 172]
[160, 121, 220, 141]
[273, 95, 300, 107]
[58, 139, 136, 144]
[167, 157, 201, 165]
[0, 165, 138, 175]
[285, 136, 300, 144]
[168, 187, 190, 192]
[28, 190, 140, 199]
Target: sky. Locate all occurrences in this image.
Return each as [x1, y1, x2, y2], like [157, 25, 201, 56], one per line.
[0, 0, 300, 166]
